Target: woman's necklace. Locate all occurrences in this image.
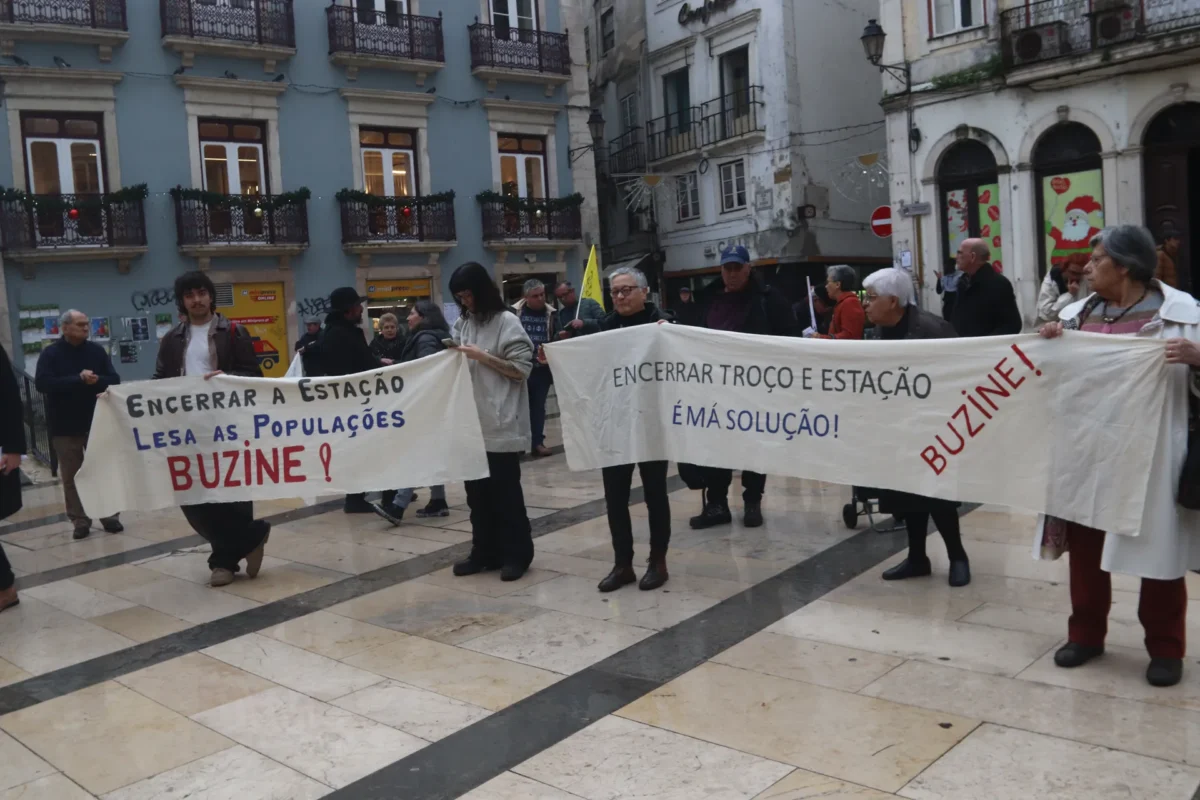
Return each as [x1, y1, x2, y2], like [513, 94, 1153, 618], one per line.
[1100, 288, 1148, 325]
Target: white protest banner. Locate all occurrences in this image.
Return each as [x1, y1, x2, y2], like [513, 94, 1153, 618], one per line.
[545, 324, 1169, 535]
[76, 352, 489, 516]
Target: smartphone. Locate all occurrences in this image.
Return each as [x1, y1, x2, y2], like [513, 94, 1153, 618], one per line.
[442, 338, 460, 348]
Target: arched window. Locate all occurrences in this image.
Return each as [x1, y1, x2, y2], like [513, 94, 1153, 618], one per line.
[1034, 122, 1104, 279]
[938, 139, 1001, 278]
[1143, 103, 1200, 291]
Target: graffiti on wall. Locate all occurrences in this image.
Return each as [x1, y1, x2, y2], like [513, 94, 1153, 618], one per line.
[131, 288, 175, 312]
[295, 296, 332, 319]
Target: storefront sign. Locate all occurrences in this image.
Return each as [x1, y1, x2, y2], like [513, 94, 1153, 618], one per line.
[367, 279, 433, 299]
[679, 0, 736, 26]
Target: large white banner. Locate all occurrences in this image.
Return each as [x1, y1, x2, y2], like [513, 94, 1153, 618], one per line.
[545, 324, 1169, 535]
[77, 352, 489, 516]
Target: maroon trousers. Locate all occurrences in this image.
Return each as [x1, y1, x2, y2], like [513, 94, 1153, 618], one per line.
[1066, 522, 1188, 658]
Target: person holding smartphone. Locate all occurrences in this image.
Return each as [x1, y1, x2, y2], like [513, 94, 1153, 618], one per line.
[446, 262, 536, 581]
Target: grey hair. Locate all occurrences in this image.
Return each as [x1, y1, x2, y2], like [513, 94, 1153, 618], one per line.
[59, 309, 84, 327]
[826, 264, 857, 292]
[862, 268, 916, 307]
[968, 239, 990, 261]
[609, 266, 649, 289]
[522, 278, 545, 295]
[1090, 225, 1157, 283]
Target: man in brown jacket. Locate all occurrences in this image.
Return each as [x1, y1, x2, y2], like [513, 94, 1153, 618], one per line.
[1156, 228, 1181, 288]
[154, 271, 270, 587]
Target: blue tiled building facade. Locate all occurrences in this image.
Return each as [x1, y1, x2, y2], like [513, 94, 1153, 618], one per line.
[0, 0, 593, 378]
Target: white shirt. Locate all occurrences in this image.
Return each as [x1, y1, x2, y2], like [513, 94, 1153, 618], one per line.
[184, 320, 214, 377]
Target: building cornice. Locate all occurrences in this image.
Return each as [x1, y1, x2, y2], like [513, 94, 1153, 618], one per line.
[174, 75, 288, 96]
[338, 88, 436, 106]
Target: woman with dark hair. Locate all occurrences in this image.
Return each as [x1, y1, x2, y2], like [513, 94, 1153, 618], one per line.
[372, 300, 454, 523]
[446, 262, 536, 581]
[1040, 224, 1200, 688]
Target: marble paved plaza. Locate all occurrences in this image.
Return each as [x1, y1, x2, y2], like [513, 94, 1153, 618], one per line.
[1, 418, 1199, 799]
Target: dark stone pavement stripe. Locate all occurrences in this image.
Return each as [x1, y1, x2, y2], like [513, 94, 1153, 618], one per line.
[11, 499, 347, 591]
[0, 478, 679, 716]
[0, 512, 69, 537]
[325, 515, 920, 800]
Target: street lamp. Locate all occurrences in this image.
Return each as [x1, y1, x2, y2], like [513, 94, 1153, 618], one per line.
[569, 108, 606, 164]
[860, 19, 910, 90]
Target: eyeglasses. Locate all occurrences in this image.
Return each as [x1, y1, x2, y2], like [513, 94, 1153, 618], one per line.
[611, 286, 642, 298]
[453, 291, 472, 303]
[864, 294, 880, 304]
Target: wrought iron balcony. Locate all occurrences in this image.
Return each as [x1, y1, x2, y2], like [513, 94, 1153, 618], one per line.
[171, 191, 308, 248]
[0, 192, 145, 252]
[468, 21, 570, 80]
[160, 0, 295, 57]
[1, 0, 127, 30]
[339, 193, 456, 246]
[646, 86, 765, 163]
[1001, 0, 1200, 69]
[479, 197, 582, 242]
[326, 5, 443, 65]
[608, 127, 646, 174]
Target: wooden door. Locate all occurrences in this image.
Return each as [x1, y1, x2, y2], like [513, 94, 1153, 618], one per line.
[1143, 147, 1192, 290]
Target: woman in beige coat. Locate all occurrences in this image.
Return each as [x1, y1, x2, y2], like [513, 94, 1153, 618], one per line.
[1039, 224, 1200, 688]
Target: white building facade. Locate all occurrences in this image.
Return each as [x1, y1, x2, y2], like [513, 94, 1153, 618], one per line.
[878, 0, 1200, 323]
[587, 0, 891, 300]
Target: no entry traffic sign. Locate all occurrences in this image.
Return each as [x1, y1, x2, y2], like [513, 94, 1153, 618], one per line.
[870, 205, 892, 238]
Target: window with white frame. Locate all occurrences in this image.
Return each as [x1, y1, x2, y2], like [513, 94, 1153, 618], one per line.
[676, 172, 699, 221]
[584, 26, 591, 64]
[348, 0, 406, 25]
[198, 118, 268, 238]
[600, 8, 615, 53]
[620, 93, 638, 132]
[491, 0, 538, 39]
[21, 112, 106, 243]
[932, 0, 983, 36]
[719, 160, 746, 212]
[361, 127, 418, 238]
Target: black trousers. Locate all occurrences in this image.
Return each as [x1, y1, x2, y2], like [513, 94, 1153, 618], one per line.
[465, 451, 533, 568]
[181, 501, 269, 572]
[702, 467, 766, 505]
[602, 461, 670, 565]
[0, 543, 12, 591]
[904, 506, 968, 563]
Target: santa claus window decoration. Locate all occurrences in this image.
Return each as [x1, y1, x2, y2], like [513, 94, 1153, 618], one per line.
[938, 139, 1000, 273]
[1034, 122, 1104, 281]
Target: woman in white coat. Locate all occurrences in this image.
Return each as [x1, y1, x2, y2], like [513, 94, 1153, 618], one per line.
[1039, 224, 1200, 688]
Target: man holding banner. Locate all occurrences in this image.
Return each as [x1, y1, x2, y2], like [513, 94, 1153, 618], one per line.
[153, 271, 271, 588]
[688, 245, 798, 530]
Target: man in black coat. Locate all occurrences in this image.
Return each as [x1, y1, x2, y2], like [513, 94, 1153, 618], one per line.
[35, 310, 123, 540]
[949, 239, 1023, 337]
[0, 342, 24, 612]
[322, 287, 383, 513]
[691, 245, 799, 530]
[565, 266, 675, 593]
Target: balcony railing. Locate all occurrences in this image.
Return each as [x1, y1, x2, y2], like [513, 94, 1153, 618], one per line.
[160, 0, 295, 48]
[1001, 0, 1200, 68]
[1, 0, 127, 29]
[172, 192, 308, 248]
[468, 21, 570, 75]
[646, 87, 764, 162]
[608, 127, 646, 174]
[326, 5, 443, 62]
[479, 198, 582, 241]
[339, 193, 456, 245]
[0, 192, 146, 252]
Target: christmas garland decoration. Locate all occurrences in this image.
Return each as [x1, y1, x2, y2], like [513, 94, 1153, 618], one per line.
[0, 184, 149, 212]
[169, 186, 312, 209]
[474, 189, 584, 213]
[334, 189, 456, 208]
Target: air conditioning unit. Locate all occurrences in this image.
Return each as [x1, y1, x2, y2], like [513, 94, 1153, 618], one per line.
[1091, 4, 1136, 47]
[1009, 21, 1068, 66]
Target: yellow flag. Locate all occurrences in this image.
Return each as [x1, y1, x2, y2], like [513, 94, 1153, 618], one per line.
[579, 245, 605, 317]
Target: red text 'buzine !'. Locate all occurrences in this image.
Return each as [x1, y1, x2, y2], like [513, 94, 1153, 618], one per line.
[168, 443, 308, 491]
[921, 344, 1041, 476]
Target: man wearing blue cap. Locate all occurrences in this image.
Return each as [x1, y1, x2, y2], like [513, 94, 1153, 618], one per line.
[689, 244, 798, 529]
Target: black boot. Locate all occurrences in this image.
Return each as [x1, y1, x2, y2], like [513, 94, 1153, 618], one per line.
[639, 551, 669, 591]
[1054, 642, 1104, 668]
[371, 501, 405, 527]
[690, 499, 732, 530]
[743, 499, 763, 528]
[881, 557, 932, 581]
[598, 564, 636, 593]
[453, 555, 501, 577]
[948, 559, 971, 587]
[1146, 657, 1183, 687]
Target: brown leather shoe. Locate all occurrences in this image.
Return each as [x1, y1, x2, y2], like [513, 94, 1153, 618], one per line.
[0, 584, 18, 613]
[533, 445, 554, 458]
[639, 552, 669, 591]
[598, 564, 636, 593]
[245, 527, 270, 579]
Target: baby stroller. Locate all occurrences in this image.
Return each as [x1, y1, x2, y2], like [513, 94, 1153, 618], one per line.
[842, 486, 904, 532]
